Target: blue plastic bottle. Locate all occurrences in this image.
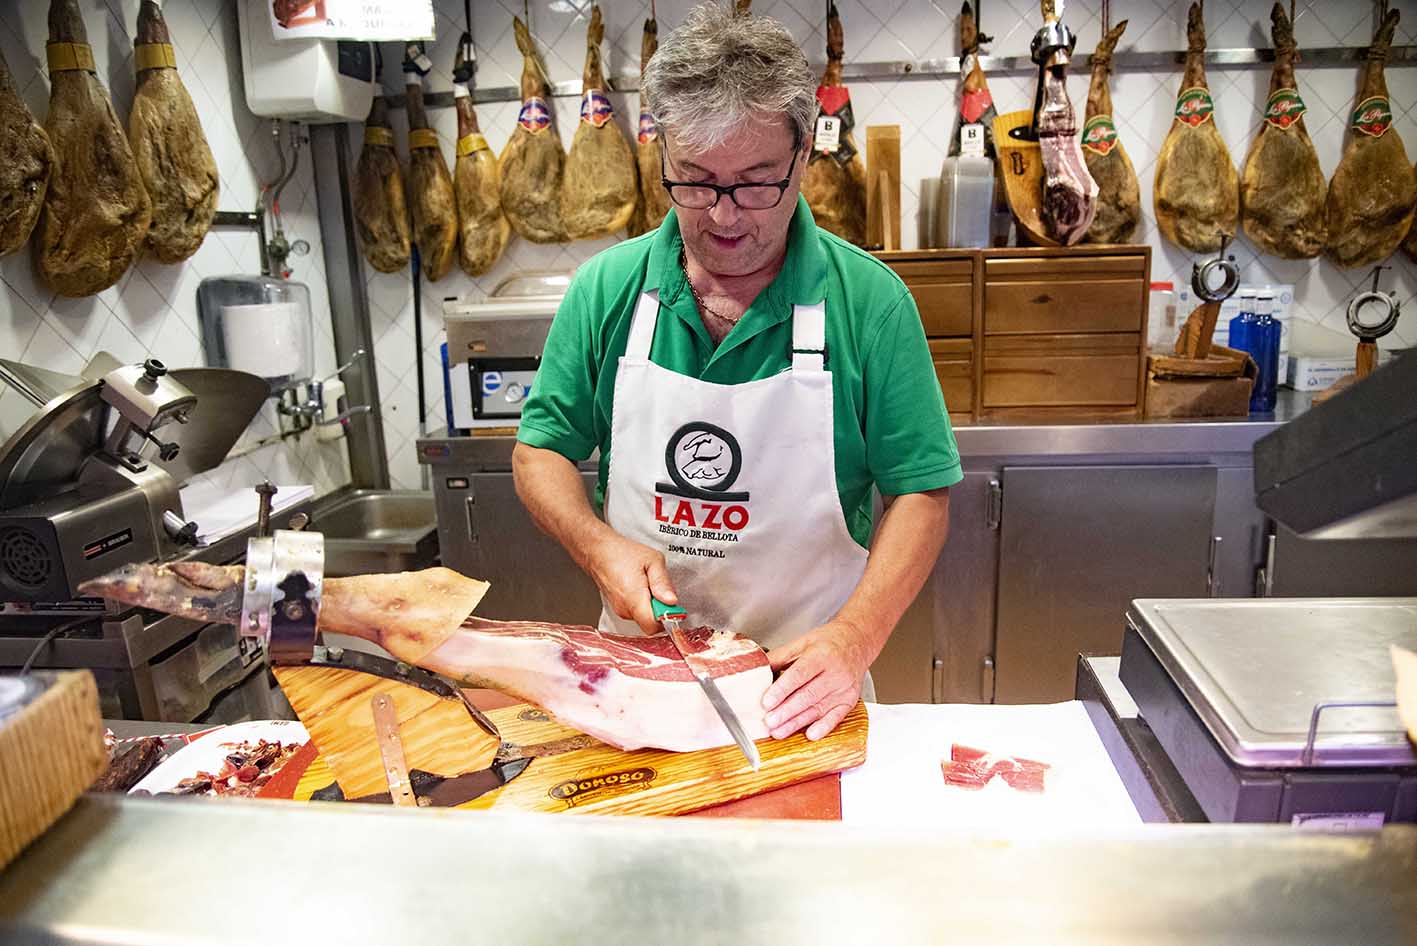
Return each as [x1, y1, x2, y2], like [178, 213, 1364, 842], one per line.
[1248, 292, 1281, 412]
[1228, 289, 1256, 359]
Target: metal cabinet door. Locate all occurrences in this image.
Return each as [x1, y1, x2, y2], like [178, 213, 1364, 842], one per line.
[1266, 524, 1417, 597]
[993, 465, 1217, 703]
[450, 472, 605, 625]
[931, 471, 1001, 703]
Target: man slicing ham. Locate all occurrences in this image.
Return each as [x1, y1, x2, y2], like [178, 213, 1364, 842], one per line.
[513, 3, 960, 742]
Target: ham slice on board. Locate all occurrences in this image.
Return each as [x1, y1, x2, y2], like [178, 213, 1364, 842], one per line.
[628, 13, 670, 238]
[352, 92, 411, 273]
[499, 16, 566, 244]
[128, 0, 217, 264]
[1240, 3, 1326, 259]
[0, 45, 53, 256]
[404, 70, 457, 282]
[1325, 8, 1415, 269]
[452, 45, 509, 277]
[1153, 2, 1239, 253]
[37, 0, 151, 297]
[561, 5, 637, 240]
[802, 1, 866, 246]
[1080, 20, 1140, 245]
[79, 563, 771, 753]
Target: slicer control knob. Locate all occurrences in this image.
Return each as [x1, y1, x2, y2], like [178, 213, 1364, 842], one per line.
[142, 358, 168, 380]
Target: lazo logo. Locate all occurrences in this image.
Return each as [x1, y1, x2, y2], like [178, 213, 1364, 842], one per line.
[1081, 115, 1118, 156]
[1264, 88, 1307, 129]
[1174, 87, 1214, 127]
[548, 767, 657, 808]
[653, 422, 750, 535]
[1351, 96, 1393, 138]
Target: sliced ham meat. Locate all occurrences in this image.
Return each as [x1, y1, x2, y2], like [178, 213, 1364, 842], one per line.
[801, 2, 866, 246]
[1080, 20, 1140, 245]
[499, 16, 566, 244]
[128, 0, 218, 263]
[941, 744, 1050, 794]
[1325, 9, 1415, 269]
[1240, 3, 1326, 259]
[0, 45, 53, 256]
[561, 5, 637, 240]
[1153, 3, 1239, 253]
[78, 563, 769, 753]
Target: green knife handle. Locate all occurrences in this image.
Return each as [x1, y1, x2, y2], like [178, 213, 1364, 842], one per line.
[651, 596, 686, 621]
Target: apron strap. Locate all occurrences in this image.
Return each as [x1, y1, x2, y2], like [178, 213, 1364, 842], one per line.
[791, 302, 827, 373]
[626, 290, 660, 360]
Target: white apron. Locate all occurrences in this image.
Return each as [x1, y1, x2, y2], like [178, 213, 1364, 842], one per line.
[600, 289, 872, 695]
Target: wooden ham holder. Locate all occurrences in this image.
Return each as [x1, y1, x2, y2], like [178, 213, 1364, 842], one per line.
[250, 533, 867, 815]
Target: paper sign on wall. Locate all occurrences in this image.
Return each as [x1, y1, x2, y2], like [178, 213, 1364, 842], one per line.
[269, 0, 435, 41]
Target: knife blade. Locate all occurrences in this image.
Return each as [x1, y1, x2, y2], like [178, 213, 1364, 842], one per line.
[652, 597, 761, 772]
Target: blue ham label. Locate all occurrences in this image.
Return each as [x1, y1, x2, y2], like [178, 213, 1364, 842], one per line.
[580, 89, 614, 128]
[1351, 96, 1393, 138]
[637, 110, 657, 145]
[518, 97, 551, 134]
[1081, 115, 1119, 156]
[1264, 89, 1307, 129]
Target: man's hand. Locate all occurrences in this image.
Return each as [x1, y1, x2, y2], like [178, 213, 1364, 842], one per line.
[586, 532, 677, 635]
[761, 620, 873, 741]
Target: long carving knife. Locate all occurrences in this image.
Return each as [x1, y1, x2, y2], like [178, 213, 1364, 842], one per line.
[652, 597, 761, 772]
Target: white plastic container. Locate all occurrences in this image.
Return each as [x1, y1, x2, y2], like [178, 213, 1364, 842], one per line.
[936, 155, 994, 249]
[1147, 281, 1177, 351]
[237, 0, 374, 122]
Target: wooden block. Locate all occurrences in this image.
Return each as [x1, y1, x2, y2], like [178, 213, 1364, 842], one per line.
[880, 256, 973, 336]
[992, 110, 1056, 247]
[0, 672, 106, 869]
[287, 700, 869, 818]
[866, 125, 901, 251]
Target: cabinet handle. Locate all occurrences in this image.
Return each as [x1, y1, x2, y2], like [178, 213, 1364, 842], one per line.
[1206, 535, 1222, 597]
[932, 658, 944, 704]
[981, 655, 996, 703]
[985, 478, 1002, 530]
[464, 495, 478, 544]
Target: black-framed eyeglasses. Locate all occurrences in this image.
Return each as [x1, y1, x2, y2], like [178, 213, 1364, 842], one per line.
[660, 137, 802, 211]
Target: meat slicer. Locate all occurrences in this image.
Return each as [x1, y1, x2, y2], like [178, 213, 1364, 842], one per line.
[0, 358, 199, 606]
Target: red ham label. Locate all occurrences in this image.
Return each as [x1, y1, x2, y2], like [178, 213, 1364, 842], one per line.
[961, 86, 994, 124]
[1081, 115, 1119, 156]
[1174, 87, 1214, 127]
[518, 96, 551, 134]
[1264, 88, 1307, 129]
[1351, 96, 1393, 138]
[580, 89, 614, 128]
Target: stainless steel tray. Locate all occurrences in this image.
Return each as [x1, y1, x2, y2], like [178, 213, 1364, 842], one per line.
[1127, 598, 1417, 768]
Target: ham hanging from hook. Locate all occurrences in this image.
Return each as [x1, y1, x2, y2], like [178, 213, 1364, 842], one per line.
[561, 5, 638, 240]
[1080, 19, 1139, 244]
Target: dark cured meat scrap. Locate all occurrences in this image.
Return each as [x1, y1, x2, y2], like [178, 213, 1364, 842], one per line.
[89, 737, 164, 792]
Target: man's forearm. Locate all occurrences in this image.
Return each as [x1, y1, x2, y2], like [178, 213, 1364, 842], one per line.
[834, 488, 951, 662]
[511, 443, 615, 570]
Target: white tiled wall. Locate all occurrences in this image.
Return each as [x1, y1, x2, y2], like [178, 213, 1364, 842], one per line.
[363, 0, 1417, 487]
[0, 0, 351, 503]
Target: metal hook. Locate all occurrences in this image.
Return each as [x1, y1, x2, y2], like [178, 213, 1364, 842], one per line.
[1347, 266, 1401, 340]
[1191, 235, 1240, 303]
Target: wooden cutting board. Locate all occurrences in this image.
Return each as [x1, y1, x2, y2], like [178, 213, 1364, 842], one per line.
[279, 681, 868, 817]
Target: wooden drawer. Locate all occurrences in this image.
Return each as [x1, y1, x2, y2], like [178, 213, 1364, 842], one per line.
[885, 258, 974, 337]
[983, 253, 1146, 335]
[982, 333, 1141, 408]
[929, 338, 973, 414]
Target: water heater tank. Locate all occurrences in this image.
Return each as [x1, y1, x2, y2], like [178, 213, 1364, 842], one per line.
[237, 0, 374, 122]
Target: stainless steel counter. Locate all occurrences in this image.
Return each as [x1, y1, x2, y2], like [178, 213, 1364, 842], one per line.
[3, 795, 1416, 945]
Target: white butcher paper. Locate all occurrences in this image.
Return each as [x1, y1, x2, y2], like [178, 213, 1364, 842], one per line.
[839, 702, 1142, 829]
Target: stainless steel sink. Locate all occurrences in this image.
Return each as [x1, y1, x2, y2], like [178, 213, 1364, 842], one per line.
[312, 489, 438, 576]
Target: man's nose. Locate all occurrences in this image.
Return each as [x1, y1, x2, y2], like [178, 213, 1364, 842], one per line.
[708, 195, 742, 229]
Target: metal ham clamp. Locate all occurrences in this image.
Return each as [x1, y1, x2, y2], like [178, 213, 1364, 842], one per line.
[238, 529, 528, 806]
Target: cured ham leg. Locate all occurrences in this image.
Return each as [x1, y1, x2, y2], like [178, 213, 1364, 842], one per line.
[561, 6, 637, 240]
[629, 12, 671, 237]
[404, 70, 457, 282]
[1240, 3, 1326, 259]
[1154, 3, 1239, 253]
[452, 43, 509, 277]
[1033, 1, 1096, 245]
[1325, 8, 1415, 269]
[499, 16, 566, 243]
[0, 45, 53, 256]
[801, 2, 866, 246]
[352, 93, 411, 273]
[1080, 20, 1139, 244]
[79, 563, 771, 753]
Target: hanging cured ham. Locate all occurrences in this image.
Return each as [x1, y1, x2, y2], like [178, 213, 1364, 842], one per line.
[1033, 1, 1096, 244]
[452, 44, 509, 277]
[1153, 2, 1239, 253]
[1080, 20, 1140, 245]
[1325, 8, 1415, 269]
[500, 17, 565, 244]
[949, 2, 998, 158]
[352, 91, 411, 274]
[37, 0, 151, 297]
[0, 46, 53, 256]
[630, 13, 670, 237]
[802, 1, 866, 246]
[1240, 4, 1326, 259]
[128, 0, 218, 264]
[561, 5, 637, 240]
[404, 67, 457, 282]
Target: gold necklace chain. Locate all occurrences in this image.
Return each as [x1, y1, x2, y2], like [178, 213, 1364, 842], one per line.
[681, 249, 743, 324]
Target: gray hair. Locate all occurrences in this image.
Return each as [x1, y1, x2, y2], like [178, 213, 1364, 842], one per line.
[641, 2, 816, 152]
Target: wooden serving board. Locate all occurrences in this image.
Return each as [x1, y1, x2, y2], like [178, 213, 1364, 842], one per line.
[284, 692, 869, 817]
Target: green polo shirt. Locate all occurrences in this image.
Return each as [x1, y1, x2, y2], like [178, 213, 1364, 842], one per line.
[517, 196, 962, 548]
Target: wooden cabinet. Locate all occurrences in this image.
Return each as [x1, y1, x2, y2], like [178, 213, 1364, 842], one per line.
[875, 245, 1151, 420]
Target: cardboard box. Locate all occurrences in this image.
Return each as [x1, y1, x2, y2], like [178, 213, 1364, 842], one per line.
[1284, 321, 1395, 391]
